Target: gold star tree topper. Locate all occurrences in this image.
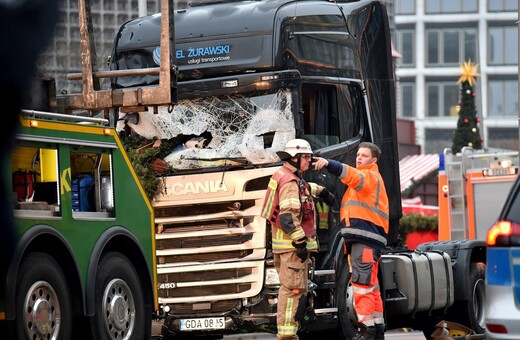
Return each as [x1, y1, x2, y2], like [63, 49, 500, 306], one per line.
[457, 59, 480, 86]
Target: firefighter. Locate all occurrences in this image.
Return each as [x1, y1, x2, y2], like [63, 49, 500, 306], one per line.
[261, 138, 333, 340]
[313, 142, 388, 340]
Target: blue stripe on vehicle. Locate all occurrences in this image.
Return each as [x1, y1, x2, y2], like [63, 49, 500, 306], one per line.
[486, 248, 511, 286]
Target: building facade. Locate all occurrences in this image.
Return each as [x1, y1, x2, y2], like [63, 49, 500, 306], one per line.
[37, 0, 159, 94]
[393, 0, 519, 154]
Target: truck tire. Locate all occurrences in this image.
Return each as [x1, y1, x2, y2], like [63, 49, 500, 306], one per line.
[91, 252, 146, 340]
[450, 262, 486, 334]
[335, 259, 358, 339]
[15, 252, 72, 340]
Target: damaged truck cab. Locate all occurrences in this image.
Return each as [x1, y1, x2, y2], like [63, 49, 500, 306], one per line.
[110, 0, 484, 338]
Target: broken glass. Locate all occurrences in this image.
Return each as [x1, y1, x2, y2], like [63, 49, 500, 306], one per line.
[118, 89, 295, 169]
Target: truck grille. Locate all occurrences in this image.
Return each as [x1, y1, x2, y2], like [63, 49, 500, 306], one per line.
[157, 260, 264, 304]
[153, 167, 278, 310]
[158, 267, 253, 298]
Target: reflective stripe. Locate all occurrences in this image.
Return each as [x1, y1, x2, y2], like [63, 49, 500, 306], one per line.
[342, 228, 387, 245]
[355, 172, 365, 191]
[339, 164, 348, 179]
[374, 311, 384, 324]
[280, 197, 301, 209]
[307, 238, 318, 251]
[374, 173, 381, 207]
[342, 200, 389, 221]
[361, 319, 375, 327]
[356, 313, 369, 319]
[352, 283, 380, 295]
[278, 297, 297, 336]
[272, 235, 318, 251]
[278, 325, 298, 335]
[356, 313, 375, 326]
[316, 202, 329, 229]
[261, 186, 276, 220]
[308, 182, 320, 196]
[285, 297, 293, 326]
[288, 228, 306, 241]
[261, 166, 299, 223]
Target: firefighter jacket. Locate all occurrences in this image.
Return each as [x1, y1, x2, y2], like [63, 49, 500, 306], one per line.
[261, 163, 321, 253]
[327, 159, 389, 251]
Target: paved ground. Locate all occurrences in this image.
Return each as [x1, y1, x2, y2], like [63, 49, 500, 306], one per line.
[152, 320, 427, 339]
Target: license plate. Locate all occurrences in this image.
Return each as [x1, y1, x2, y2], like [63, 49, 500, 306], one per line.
[180, 317, 225, 331]
[482, 166, 518, 177]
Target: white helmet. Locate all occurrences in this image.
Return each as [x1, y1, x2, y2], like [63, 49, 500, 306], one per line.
[277, 139, 313, 160]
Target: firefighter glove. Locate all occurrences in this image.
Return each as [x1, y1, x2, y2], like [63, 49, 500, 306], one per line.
[319, 189, 334, 206]
[292, 239, 308, 263]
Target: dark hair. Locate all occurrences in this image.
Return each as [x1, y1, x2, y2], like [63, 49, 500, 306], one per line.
[359, 142, 381, 159]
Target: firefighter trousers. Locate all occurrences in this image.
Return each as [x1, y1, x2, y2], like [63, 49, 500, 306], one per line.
[274, 251, 309, 340]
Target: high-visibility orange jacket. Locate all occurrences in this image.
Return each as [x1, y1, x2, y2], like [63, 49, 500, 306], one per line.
[327, 159, 389, 250]
[261, 163, 320, 253]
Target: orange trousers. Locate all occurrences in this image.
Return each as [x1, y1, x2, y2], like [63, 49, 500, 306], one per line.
[350, 243, 384, 327]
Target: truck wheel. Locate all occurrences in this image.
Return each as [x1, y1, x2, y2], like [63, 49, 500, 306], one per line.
[450, 262, 486, 334]
[335, 260, 358, 339]
[15, 252, 72, 340]
[91, 252, 146, 340]
[462, 262, 486, 333]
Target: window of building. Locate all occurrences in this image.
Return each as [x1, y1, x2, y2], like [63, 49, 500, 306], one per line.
[425, 129, 455, 154]
[488, 0, 518, 12]
[395, 29, 415, 67]
[426, 0, 477, 13]
[489, 26, 518, 65]
[396, 0, 415, 14]
[399, 80, 416, 118]
[426, 28, 477, 66]
[426, 81, 460, 117]
[488, 128, 519, 151]
[488, 79, 518, 117]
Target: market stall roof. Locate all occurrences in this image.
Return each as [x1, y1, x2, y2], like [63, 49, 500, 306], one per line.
[402, 197, 439, 215]
[399, 154, 440, 193]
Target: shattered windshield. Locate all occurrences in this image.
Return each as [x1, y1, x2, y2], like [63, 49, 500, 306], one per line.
[119, 89, 296, 169]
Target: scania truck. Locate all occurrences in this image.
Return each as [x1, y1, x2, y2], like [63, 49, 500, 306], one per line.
[109, 0, 486, 338]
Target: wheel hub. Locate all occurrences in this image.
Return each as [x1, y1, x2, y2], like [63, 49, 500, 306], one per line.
[24, 280, 60, 340]
[33, 297, 53, 334]
[109, 294, 130, 330]
[103, 278, 136, 339]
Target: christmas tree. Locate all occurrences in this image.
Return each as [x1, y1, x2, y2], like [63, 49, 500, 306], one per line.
[451, 60, 482, 153]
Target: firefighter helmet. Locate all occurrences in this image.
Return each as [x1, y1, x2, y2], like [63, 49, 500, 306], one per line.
[277, 139, 313, 160]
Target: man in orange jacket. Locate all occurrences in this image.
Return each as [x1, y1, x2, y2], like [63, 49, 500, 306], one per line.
[261, 139, 333, 340]
[313, 142, 388, 340]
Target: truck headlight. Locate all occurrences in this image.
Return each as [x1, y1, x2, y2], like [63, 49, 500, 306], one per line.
[265, 268, 280, 285]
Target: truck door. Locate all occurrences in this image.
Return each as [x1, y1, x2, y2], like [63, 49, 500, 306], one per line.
[299, 79, 367, 251]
